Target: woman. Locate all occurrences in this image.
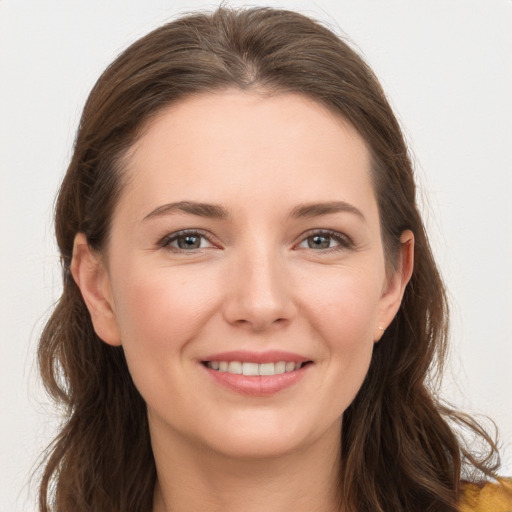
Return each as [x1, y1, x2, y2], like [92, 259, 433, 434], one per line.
[37, 6, 511, 512]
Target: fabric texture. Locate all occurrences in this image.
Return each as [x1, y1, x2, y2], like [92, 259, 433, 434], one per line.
[459, 478, 512, 512]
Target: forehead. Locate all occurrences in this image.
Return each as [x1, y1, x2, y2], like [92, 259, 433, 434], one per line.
[119, 90, 376, 220]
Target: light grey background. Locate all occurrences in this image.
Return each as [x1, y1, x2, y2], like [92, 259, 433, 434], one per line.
[1, 1, 511, 510]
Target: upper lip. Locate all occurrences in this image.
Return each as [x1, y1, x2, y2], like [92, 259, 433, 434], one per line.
[201, 350, 311, 364]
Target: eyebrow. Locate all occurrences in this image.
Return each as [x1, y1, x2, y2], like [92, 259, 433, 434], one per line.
[143, 201, 230, 222]
[289, 201, 366, 221]
[142, 200, 365, 222]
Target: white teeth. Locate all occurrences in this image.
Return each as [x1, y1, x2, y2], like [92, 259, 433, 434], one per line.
[227, 361, 242, 374]
[206, 360, 305, 375]
[274, 361, 286, 374]
[242, 362, 259, 376]
[285, 362, 296, 372]
[259, 363, 275, 375]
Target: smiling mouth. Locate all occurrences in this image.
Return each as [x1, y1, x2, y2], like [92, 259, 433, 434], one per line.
[202, 361, 312, 376]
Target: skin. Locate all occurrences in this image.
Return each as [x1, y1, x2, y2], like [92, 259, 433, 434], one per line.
[71, 90, 414, 512]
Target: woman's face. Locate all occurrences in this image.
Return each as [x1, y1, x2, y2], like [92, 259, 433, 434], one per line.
[76, 90, 410, 459]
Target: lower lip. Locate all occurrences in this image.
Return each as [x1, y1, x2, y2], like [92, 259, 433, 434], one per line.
[202, 364, 311, 396]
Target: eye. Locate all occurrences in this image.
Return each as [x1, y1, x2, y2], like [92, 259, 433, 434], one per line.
[297, 230, 352, 251]
[160, 230, 215, 251]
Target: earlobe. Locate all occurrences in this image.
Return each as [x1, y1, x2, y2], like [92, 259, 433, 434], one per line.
[375, 230, 415, 341]
[70, 233, 122, 346]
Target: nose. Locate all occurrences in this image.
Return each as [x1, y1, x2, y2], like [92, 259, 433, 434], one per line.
[222, 244, 296, 332]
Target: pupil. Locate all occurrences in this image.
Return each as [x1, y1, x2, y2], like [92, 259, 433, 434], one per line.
[178, 235, 200, 249]
[309, 235, 330, 249]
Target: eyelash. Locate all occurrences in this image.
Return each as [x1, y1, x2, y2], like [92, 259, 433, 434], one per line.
[297, 229, 354, 252]
[159, 229, 215, 252]
[158, 229, 354, 253]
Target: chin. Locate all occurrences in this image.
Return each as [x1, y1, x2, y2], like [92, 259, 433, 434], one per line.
[196, 412, 340, 461]
[205, 430, 307, 460]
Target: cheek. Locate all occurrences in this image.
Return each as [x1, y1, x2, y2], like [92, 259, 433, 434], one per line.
[110, 264, 221, 368]
[109, 265, 225, 412]
[300, 266, 383, 347]
[298, 268, 382, 403]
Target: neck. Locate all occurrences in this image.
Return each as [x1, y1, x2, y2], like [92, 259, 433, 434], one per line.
[151, 418, 342, 512]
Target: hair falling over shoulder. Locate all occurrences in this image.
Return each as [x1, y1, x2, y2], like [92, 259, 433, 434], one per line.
[37, 7, 504, 512]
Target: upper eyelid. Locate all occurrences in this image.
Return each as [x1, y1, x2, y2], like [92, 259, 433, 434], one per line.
[159, 229, 215, 248]
[296, 228, 353, 245]
[300, 228, 348, 238]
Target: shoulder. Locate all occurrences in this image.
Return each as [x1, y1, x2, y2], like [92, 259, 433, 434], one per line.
[459, 478, 512, 512]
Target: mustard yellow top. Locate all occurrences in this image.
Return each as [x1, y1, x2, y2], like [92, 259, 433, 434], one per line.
[459, 479, 512, 512]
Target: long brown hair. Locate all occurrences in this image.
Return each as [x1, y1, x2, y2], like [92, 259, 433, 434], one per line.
[38, 7, 501, 511]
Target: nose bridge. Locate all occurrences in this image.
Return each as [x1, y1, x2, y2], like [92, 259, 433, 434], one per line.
[223, 237, 294, 330]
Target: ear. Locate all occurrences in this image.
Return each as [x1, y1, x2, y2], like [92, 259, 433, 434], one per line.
[70, 233, 122, 346]
[374, 230, 414, 342]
